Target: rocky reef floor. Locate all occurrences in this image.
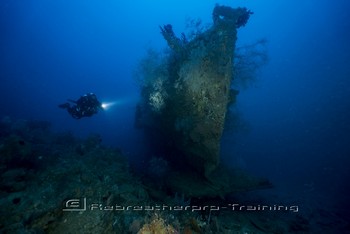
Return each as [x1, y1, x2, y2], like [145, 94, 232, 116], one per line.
[0, 117, 347, 233]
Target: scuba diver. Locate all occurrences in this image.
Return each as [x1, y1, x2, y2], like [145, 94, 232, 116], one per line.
[59, 93, 103, 119]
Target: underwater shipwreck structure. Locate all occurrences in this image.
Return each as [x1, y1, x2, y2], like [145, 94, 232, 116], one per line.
[136, 5, 270, 197]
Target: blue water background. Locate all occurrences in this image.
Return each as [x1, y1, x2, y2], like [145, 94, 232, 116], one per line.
[1, 0, 349, 216]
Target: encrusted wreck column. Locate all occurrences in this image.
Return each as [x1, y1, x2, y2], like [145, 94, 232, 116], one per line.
[160, 6, 252, 177]
[137, 5, 253, 178]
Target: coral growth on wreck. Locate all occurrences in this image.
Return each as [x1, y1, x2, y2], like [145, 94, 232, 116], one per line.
[134, 5, 271, 198]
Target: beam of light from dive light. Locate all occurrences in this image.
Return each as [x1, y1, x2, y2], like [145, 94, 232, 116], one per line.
[101, 96, 137, 111]
[101, 101, 118, 110]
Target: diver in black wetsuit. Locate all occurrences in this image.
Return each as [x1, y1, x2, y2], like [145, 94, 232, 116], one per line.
[59, 93, 103, 119]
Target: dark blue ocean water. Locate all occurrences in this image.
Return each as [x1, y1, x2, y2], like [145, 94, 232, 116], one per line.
[1, 0, 350, 222]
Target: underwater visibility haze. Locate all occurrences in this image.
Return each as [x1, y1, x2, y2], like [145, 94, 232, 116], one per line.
[1, 0, 350, 232]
